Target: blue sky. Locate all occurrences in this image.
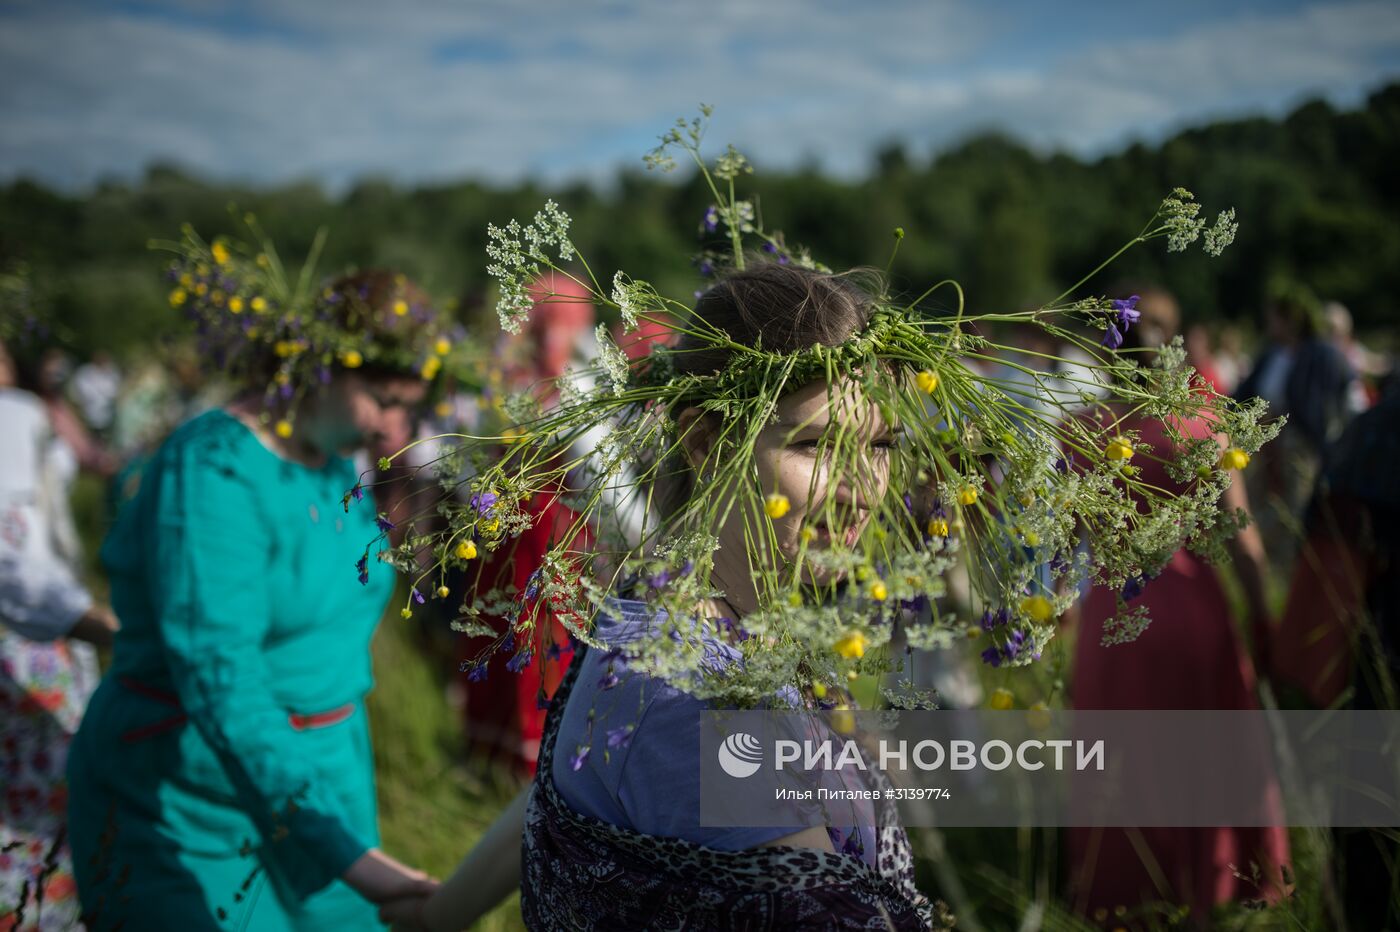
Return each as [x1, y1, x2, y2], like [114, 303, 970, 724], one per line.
[2, 0, 1398, 191]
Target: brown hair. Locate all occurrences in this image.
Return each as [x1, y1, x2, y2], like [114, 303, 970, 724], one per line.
[655, 261, 878, 518]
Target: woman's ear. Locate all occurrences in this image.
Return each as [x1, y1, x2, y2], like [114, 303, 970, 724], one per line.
[675, 406, 717, 473]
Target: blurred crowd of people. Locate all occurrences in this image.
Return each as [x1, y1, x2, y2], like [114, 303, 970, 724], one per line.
[1, 274, 1394, 929]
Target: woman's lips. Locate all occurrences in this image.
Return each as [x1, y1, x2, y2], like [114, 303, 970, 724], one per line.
[812, 523, 862, 548]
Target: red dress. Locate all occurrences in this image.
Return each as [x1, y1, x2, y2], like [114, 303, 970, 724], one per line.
[1067, 414, 1290, 922]
[458, 274, 595, 776]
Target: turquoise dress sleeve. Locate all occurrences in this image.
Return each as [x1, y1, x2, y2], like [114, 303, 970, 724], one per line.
[149, 428, 369, 895]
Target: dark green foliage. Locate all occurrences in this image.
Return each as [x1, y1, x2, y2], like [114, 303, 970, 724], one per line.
[4, 83, 1397, 359]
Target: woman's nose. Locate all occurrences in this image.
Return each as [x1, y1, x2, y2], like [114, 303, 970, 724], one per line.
[377, 409, 414, 451]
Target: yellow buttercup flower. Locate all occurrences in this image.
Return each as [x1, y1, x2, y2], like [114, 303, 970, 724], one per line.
[434, 337, 451, 356]
[274, 420, 294, 439]
[421, 356, 442, 380]
[436, 585, 451, 599]
[989, 687, 1015, 710]
[179, 273, 193, 288]
[211, 240, 230, 265]
[340, 349, 363, 368]
[867, 579, 888, 601]
[799, 526, 816, 544]
[481, 517, 500, 534]
[1022, 529, 1040, 547]
[927, 516, 949, 537]
[393, 299, 409, 317]
[833, 631, 868, 659]
[787, 591, 803, 608]
[193, 282, 208, 296]
[1020, 594, 1054, 624]
[455, 540, 478, 561]
[1220, 448, 1250, 470]
[764, 493, 790, 519]
[227, 295, 244, 313]
[1105, 437, 1134, 461]
[915, 370, 940, 394]
[1026, 700, 1052, 729]
[250, 296, 268, 313]
[958, 486, 979, 507]
[400, 607, 413, 619]
[169, 288, 187, 307]
[811, 681, 828, 699]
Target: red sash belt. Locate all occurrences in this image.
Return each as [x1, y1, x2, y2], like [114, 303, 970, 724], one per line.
[117, 677, 354, 743]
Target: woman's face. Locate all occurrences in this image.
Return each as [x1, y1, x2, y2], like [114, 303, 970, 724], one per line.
[691, 376, 897, 590]
[305, 371, 427, 456]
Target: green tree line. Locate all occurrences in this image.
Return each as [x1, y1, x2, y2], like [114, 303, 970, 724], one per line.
[3, 81, 1398, 358]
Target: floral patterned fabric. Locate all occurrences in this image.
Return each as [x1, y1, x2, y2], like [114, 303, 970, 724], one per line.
[1, 631, 98, 931]
[521, 641, 949, 930]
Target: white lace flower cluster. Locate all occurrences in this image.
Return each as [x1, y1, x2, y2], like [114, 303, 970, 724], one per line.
[486, 199, 575, 334]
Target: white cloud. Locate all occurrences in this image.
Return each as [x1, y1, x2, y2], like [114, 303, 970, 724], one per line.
[0, 0, 1395, 190]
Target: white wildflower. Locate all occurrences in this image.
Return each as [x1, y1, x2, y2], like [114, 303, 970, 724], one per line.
[1203, 208, 1238, 257]
[596, 323, 631, 394]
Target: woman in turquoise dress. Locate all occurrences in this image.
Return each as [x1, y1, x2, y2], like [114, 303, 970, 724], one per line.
[65, 264, 447, 930]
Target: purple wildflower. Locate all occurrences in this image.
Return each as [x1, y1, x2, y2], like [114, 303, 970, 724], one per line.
[470, 491, 498, 514]
[524, 569, 542, 601]
[506, 650, 533, 674]
[761, 242, 777, 254]
[1101, 322, 1124, 350]
[647, 569, 671, 590]
[411, 587, 425, 604]
[698, 259, 715, 278]
[376, 515, 396, 532]
[597, 669, 620, 690]
[355, 554, 369, 586]
[1113, 294, 1141, 328]
[351, 484, 365, 503]
[981, 646, 1003, 668]
[546, 641, 563, 660]
[702, 206, 719, 233]
[465, 663, 488, 682]
[569, 745, 590, 771]
[606, 725, 634, 750]
[1121, 573, 1152, 602]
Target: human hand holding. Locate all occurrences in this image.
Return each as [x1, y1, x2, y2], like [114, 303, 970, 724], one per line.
[342, 848, 438, 905]
[68, 605, 119, 647]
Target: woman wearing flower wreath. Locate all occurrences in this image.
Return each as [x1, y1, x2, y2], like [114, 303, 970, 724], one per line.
[65, 244, 455, 930]
[368, 114, 1265, 930]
